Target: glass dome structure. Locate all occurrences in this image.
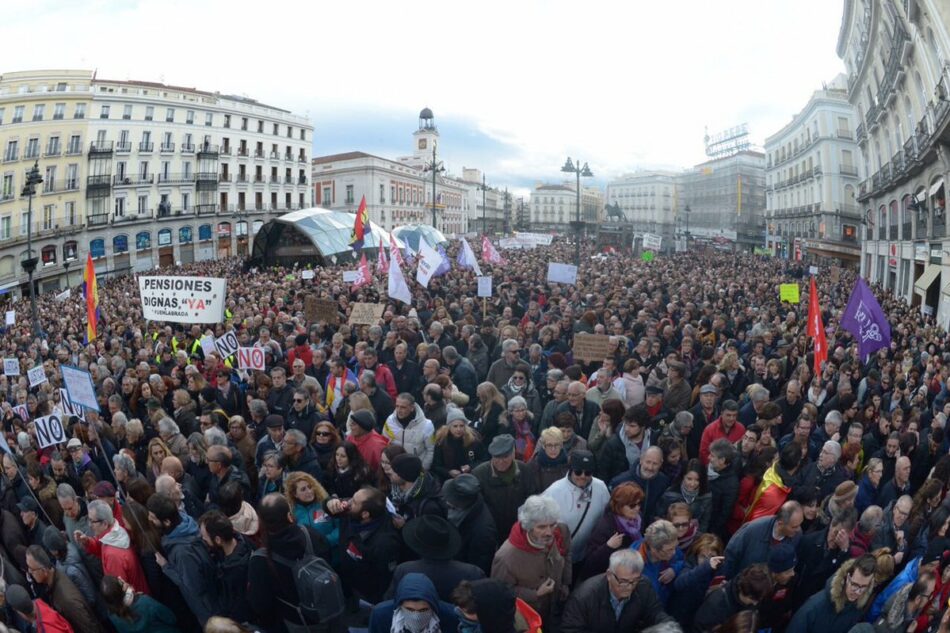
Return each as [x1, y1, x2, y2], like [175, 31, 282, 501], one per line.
[391, 224, 448, 252]
[251, 208, 404, 267]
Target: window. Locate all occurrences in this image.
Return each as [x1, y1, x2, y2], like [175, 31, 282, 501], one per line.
[0, 217, 9, 240]
[186, 110, 194, 125]
[66, 165, 78, 190]
[63, 240, 77, 260]
[0, 108, 4, 125]
[113, 235, 129, 254]
[139, 161, 149, 178]
[73, 103, 85, 119]
[46, 136, 60, 156]
[136, 231, 151, 250]
[166, 108, 175, 123]
[287, 126, 293, 138]
[42, 204, 53, 230]
[300, 129, 306, 141]
[137, 195, 148, 215]
[178, 226, 192, 243]
[182, 193, 190, 210]
[205, 112, 213, 126]
[241, 117, 248, 131]
[322, 186, 331, 206]
[346, 185, 354, 204]
[67, 135, 81, 155]
[145, 106, 154, 121]
[122, 104, 132, 120]
[223, 114, 231, 129]
[199, 224, 212, 240]
[12, 106, 23, 123]
[182, 162, 192, 178]
[42, 245, 56, 265]
[379, 184, 385, 204]
[89, 239, 105, 259]
[99, 105, 110, 119]
[43, 166, 55, 192]
[65, 202, 76, 226]
[2, 175, 12, 199]
[25, 138, 39, 159]
[53, 103, 65, 120]
[19, 211, 28, 236]
[114, 197, 126, 218]
[257, 120, 264, 133]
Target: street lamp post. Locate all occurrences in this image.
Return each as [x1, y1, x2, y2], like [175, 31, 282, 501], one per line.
[481, 173, 487, 235]
[561, 157, 593, 266]
[423, 143, 445, 229]
[21, 161, 43, 336]
[684, 204, 691, 248]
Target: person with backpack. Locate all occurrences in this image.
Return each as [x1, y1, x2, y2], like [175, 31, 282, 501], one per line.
[248, 493, 345, 633]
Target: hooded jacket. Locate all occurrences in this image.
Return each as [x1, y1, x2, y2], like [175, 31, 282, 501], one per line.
[369, 573, 460, 633]
[84, 522, 150, 595]
[631, 538, 685, 607]
[785, 560, 875, 633]
[160, 513, 219, 626]
[46, 568, 103, 633]
[383, 403, 435, 469]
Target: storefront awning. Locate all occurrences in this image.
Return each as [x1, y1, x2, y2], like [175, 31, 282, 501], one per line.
[914, 263, 941, 296]
[930, 179, 945, 197]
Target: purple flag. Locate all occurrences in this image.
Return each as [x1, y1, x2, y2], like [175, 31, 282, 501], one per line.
[435, 245, 451, 277]
[840, 277, 891, 359]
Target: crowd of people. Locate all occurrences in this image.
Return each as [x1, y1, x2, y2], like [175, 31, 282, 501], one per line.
[0, 239, 945, 633]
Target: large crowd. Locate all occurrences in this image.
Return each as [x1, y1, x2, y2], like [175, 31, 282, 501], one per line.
[0, 239, 945, 633]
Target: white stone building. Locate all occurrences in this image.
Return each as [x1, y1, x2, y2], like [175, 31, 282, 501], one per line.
[841, 0, 950, 320]
[529, 182, 604, 234]
[605, 171, 679, 246]
[764, 77, 864, 267]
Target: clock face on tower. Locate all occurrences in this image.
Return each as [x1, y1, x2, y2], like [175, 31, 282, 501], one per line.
[418, 139, 427, 150]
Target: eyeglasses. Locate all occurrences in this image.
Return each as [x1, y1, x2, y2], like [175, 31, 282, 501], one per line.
[846, 574, 870, 594]
[572, 469, 592, 477]
[608, 571, 639, 587]
[672, 521, 690, 528]
[315, 431, 333, 437]
[293, 398, 306, 403]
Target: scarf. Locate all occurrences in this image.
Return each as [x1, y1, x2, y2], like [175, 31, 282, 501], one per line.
[506, 377, 525, 395]
[507, 520, 568, 556]
[681, 483, 698, 506]
[448, 503, 475, 527]
[392, 606, 441, 633]
[614, 513, 642, 539]
[619, 429, 645, 466]
[537, 448, 568, 469]
[390, 475, 424, 507]
[511, 417, 534, 459]
[707, 464, 721, 481]
[677, 521, 698, 550]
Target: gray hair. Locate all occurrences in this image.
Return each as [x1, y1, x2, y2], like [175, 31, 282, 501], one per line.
[507, 395, 528, 413]
[825, 410, 843, 427]
[126, 419, 144, 437]
[859, 506, 884, 533]
[896, 495, 913, 512]
[518, 495, 560, 530]
[546, 369, 565, 382]
[154, 474, 177, 497]
[359, 371, 376, 388]
[608, 548, 645, 575]
[88, 499, 114, 525]
[442, 346, 459, 362]
[55, 483, 78, 503]
[501, 339, 519, 353]
[249, 399, 268, 419]
[671, 411, 694, 432]
[749, 385, 769, 403]
[204, 426, 228, 447]
[285, 429, 307, 446]
[158, 418, 180, 436]
[644, 519, 678, 550]
[112, 453, 136, 475]
[111, 412, 128, 428]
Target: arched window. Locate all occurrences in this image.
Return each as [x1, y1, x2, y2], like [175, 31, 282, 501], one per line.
[198, 224, 212, 241]
[136, 231, 151, 250]
[113, 235, 129, 254]
[63, 241, 77, 261]
[178, 226, 192, 244]
[158, 229, 172, 246]
[41, 245, 56, 265]
[217, 222, 231, 237]
[90, 239, 106, 259]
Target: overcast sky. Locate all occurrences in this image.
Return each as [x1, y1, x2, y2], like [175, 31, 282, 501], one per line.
[4, 0, 846, 195]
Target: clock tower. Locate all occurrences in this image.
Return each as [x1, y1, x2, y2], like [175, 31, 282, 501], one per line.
[413, 107, 439, 161]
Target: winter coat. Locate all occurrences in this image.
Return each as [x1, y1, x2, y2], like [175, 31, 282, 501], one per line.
[248, 524, 339, 633]
[360, 362, 398, 400]
[293, 500, 339, 547]
[431, 435, 488, 482]
[491, 521, 572, 625]
[856, 472, 879, 515]
[707, 459, 740, 540]
[108, 595, 183, 633]
[83, 522, 150, 595]
[370, 573, 460, 633]
[388, 359, 420, 397]
[792, 525, 851, 610]
[450, 357, 480, 402]
[869, 556, 923, 622]
[699, 417, 746, 465]
[561, 573, 674, 633]
[693, 578, 754, 633]
[542, 475, 610, 560]
[55, 542, 98, 605]
[349, 429, 390, 473]
[336, 515, 402, 605]
[609, 466, 671, 525]
[875, 583, 916, 633]
[630, 539, 685, 606]
[596, 433, 631, 483]
[525, 452, 570, 493]
[382, 403, 435, 469]
[214, 534, 253, 623]
[46, 568, 103, 633]
[285, 444, 325, 483]
[581, 510, 639, 580]
[286, 403, 321, 442]
[454, 497, 498, 576]
[32, 598, 75, 633]
[159, 513, 219, 626]
[657, 488, 712, 532]
[473, 401, 506, 446]
[666, 557, 718, 628]
[386, 558, 485, 603]
[472, 460, 538, 541]
[799, 460, 850, 501]
[722, 515, 801, 580]
[390, 472, 445, 522]
[786, 564, 874, 633]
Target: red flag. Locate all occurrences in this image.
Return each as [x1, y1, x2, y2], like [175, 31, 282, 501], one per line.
[807, 276, 827, 376]
[352, 255, 371, 290]
[389, 234, 405, 267]
[481, 236, 505, 265]
[349, 196, 368, 251]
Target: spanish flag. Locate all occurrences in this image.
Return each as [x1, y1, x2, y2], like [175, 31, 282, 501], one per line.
[349, 195, 369, 251]
[83, 253, 99, 342]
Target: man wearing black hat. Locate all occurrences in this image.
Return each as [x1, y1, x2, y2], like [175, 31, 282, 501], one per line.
[385, 515, 485, 602]
[472, 434, 537, 541]
[643, 384, 673, 428]
[18, 497, 49, 548]
[255, 414, 285, 468]
[387, 454, 443, 525]
[542, 450, 609, 564]
[758, 544, 799, 631]
[442, 474, 498, 575]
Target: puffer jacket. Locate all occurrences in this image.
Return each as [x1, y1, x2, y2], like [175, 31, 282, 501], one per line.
[786, 561, 875, 633]
[382, 403, 435, 469]
[159, 513, 219, 626]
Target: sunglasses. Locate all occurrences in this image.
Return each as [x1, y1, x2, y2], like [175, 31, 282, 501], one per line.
[572, 469, 592, 477]
[672, 521, 690, 528]
[293, 398, 306, 403]
[315, 431, 333, 437]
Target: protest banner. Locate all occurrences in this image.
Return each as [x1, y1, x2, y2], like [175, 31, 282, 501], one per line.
[61, 365, 100, 412]
[342, 270, 360, 283]
[349, 302, 386, 326]
[547, 263, 578, 285]
[779, 283, 800, 304]
[4, 311, 13, 326]
[3, 358, 19, 376]
[305, 296, 339, 324]
[138, 276, 227, 324]
[34, 413, 67, 450]
[214, 331, 240, 359]
[27, 366, 47, 388]
[513, 232, 553, 246]
[237, 347, 266, 371]
[642, 233, 663, 251]
[54, 288, 70, 302]
[573, 334, 612, 362]
[477, 277, 492, 298]
[808, 265, 819, 275]
[59, 388, 85, 422]
[302, 270, 315, 280]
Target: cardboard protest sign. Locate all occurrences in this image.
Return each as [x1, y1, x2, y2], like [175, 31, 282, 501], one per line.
[214, 331, 239, 359]
[34, 413, 67, 449]
[237, 347, 266, 371]
[61, 365, 100, 412]
[59, 388, 85, 422]
[4, 311, 13, 326]
[779, 283, 800, 304]
[305, 296, 339, 324]
[477, 276, 492, 298]
[348, 302, 385, 325]
[3, 358, 19, 377]
[547, 263, 578, 285]
[27, 365, 47, 388]
[573, 334, 612, 362]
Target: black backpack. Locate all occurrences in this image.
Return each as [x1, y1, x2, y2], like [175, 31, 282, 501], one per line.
[252, 526, 345, 627]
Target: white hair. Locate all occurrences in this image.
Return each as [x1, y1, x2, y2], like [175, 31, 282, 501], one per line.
[517, 495, 560, 530]
[609, 548, 645, 574]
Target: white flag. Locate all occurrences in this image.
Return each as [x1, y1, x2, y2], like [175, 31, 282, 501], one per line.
[388, 250, 412, 304]
[457, 238, 483, 276]
[416, 241, 443, 288]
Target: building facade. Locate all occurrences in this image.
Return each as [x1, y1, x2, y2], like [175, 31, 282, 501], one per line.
[841, 0, 950, 320]
[0, 69, 312, 294]
[678, 151, 767, 250]
[764, 79, 864, 267]
[461, 167, 508, 235]
[311, 110, 468, 235]
[528, 182, 604, 234]
[605, 171, 679, 248]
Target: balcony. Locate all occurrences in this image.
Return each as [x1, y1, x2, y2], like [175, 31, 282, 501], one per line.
[181, 143, 195, 154]
[856, 122, 867, 145]
[237, 148, 249, 157]
[298, 176, 308, 185]
[44, 147, 61, 158]
[197, 143, 219, 157]
[113, 175, 154, 187]
[220, 146, 232, 156]
[841, 165, 859, 177]
[253, 174, 265, 184]
[284, 176, 293, 184]
[86, 175, 112, 188]
[65, 145, 82, 156]
[160, 143, 176, 153]
[235, 175, 249, 185]
[87, 213, 109, 226]
[270, 175, 281, 183]
[298, 155, 307, 164]
[196, 204, 216, 215]
[157, 173, 196, 185]
[0, 193, 14, 203]
[196, 173, 218, 190]
[138, 142, 154, 153]
[270, 151, 281, 160]
[63, 179, 79, 192]
[115, 141, 132, 154]
[254, 150, 265, 160]
[23, 149, 40, 160]
[219, 174, 232, 183]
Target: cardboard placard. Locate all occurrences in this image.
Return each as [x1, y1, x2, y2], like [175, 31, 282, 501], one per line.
[302, 270, 315, 280]
[830, 266, 841, 283]
[342, 270, 361, 283]
[808, 265, 819, 275]
[642, 233, 662, 251]
[60, 365, 100, 412]
[573, 334, 612, 362]
[305, 296, 339, 324]
[779, 283, 800, 304]
[59, 388, 85, 422]
[34, 413, 67, 449]
[27, 365, 47, 388]
[348, 302, 385, 326]
[214, 331, 240, 359]
[547, 263, 578, 285]
[4, 311, 13, 326]
[200, 335, 217, 358]
[12, 404, 28, 422]
[138, 276, 227, 324]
